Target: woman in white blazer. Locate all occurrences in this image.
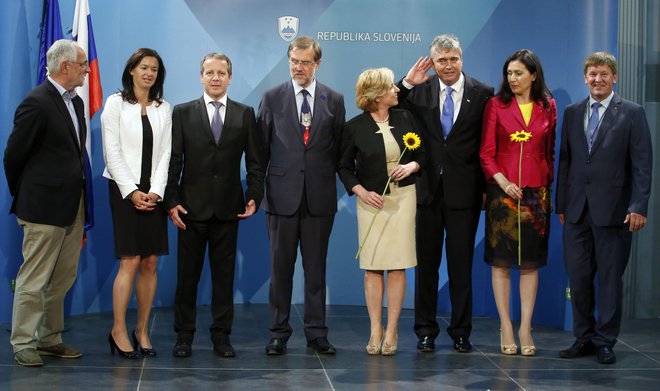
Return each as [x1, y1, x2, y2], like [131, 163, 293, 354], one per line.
[101, 48, 171, 359]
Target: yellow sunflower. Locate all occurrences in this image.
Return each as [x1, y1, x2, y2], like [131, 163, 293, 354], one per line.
[510, 130, 532, 143]
[403, 132, 421, 150]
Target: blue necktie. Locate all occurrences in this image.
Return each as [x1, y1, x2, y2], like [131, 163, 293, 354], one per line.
[300, 89, 312, 144]
[441, 86, 454, 139]
[586, 102, 601, 152]
[211, 101, 223, 144]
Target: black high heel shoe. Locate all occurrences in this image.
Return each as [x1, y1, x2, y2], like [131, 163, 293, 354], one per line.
[108, 332, 142, 359]
[132, 329, 157, 357]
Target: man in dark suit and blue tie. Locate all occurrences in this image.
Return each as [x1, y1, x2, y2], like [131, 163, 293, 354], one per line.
[4, 40, 90, 367]
[165, 53, 265, 358]
[397, 34, 494, 353]
[557, 52, 653, 364]
[257, 36, 345, 355]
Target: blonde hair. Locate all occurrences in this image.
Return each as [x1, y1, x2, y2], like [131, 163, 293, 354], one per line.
[355, 67, 394, 112]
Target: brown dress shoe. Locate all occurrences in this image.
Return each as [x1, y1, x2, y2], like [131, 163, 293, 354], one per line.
[37, 343, 82, 358]
[15, 348, 44, 367]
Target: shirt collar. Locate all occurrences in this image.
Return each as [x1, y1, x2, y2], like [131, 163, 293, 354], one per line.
[589, 91, 614, 110]
[204, 92, 228, 107]
[438, 73, 465, 93]
[48, 76, 77, 98]
[292, 78, 316, 98]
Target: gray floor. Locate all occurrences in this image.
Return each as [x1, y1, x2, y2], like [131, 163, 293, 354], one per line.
[1, 304, 659, 390]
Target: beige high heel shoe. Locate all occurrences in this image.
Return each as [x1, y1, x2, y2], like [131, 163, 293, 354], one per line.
[381, 334, 398, 356]
[366, 326, 384, 355]
[518, 329, 536, 356]
[500, 329, 518, 355]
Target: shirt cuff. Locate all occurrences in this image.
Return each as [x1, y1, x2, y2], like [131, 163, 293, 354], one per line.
[401, 78, 414, 90]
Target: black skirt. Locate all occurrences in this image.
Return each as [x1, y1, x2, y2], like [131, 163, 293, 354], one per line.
[108, 180, 168, 259]
[484, 184, 551, 270]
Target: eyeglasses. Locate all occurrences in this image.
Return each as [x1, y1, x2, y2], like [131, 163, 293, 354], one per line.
[436, 57, 461, 66]
[67, 60, 89, 69]
[288, 58, 317, 67]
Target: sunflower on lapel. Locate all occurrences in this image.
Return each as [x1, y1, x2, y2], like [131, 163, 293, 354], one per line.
[355, 132, 421, 259]
[510, 130, 532, 265]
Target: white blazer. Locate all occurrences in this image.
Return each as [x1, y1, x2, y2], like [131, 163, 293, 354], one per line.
[101, 93, 172, 199]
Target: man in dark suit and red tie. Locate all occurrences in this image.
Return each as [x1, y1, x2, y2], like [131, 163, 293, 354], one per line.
[557, 51, 652, 364]
[397, 34, 494, 353]
[165, 53, 264, 358]
[4, 39, 90, 367]
[257, 36, 345, 356]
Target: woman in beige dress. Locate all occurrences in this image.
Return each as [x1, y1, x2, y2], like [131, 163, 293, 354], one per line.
[339, 68, 423, 355]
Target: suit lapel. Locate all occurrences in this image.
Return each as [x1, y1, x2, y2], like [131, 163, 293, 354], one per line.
[45, 81, 81, 151]
[526, 101, 545, 130]
[73, 96, 86, 151]
[282, 82, 304, 146]
[514, 100, 544, 131]
[425, 76, 443, 142]
[448, 75, 475, 140]
[195, 97, 216, 145]
[307, 83, 327, 147]
[572, 98, 589, 154]
[219, 98, 236, 147]
[590, 94, 622, 154]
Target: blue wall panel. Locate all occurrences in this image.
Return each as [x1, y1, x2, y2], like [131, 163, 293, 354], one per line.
[0, 0, 618, 330]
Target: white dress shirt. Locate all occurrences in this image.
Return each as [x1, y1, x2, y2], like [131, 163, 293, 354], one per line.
[584, 90, 614, 131]
[203, 92, 228, 124]
[292, 78, 316, 120]
[439, 73, 465, 123]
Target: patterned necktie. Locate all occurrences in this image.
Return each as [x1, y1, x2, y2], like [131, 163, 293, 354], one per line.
[300, 89, 312, 145]
[211, 101, 223, 144]
[441, 86, 454, 139]
[586, 102, 602, 152]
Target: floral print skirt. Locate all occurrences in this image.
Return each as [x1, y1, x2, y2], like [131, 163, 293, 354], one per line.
[484, 184, 551, 270]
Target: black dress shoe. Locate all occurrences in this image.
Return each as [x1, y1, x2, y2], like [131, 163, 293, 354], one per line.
[108, 333, 142, 359]
[172, 340, 192, 358]
[307, 337, 336, 354]
[417, 336, 435, 352]
[453, 336, 472, 353]
[132, 330, 157, 358]
[559, 340, 595, 359]
[265, 338, 287, 355]
[597, 346, 616, 364]
[213, 336, 236, 358]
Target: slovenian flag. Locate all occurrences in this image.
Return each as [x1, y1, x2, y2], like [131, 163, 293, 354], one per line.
[37, 0, 64, 84]
[73, 0, 102, 231]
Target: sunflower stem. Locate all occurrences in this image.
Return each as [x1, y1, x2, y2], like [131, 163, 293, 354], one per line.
[355, 148, 407, 260]
[517, 142, 523, 266]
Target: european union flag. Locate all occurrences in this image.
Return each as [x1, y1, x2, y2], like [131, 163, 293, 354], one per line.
[37, 0, 64, 84]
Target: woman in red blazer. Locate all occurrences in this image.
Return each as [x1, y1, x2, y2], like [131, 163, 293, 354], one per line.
[480, 49, 556, 357]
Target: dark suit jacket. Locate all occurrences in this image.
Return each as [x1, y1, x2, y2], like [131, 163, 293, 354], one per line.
[556, 93, 652, 226]
[257, 80, 345, 216]
[480, 97, 557, 188]
[164, 96, 265, 222]
[4, 80, 87, 227]
[397, 74, 494, 209]
[338, 109, 424, 194]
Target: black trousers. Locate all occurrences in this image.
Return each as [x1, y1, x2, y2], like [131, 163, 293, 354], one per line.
[414, 185, 480, 340]
[267, 192, 334, 341]
[563, 204, 632, 348]
[173, 216, 238, 342]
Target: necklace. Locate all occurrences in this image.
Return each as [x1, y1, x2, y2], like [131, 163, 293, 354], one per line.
[373, 115, 389, 124]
